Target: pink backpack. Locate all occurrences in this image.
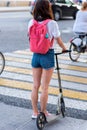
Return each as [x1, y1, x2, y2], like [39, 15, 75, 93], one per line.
[29, 19, 54, 54]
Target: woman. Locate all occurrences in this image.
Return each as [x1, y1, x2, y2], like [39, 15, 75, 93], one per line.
[73, 1, 87, 33]
[28, 0, 66, 119]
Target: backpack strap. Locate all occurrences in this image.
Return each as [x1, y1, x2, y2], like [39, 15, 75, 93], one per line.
[42, 19, 54, 47]
[50, 37, 54, 47]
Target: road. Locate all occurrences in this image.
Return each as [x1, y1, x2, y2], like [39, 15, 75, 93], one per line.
[0, 12, 74, 52]
[0, 12, 87, 120]
[0, 12, 31, 53]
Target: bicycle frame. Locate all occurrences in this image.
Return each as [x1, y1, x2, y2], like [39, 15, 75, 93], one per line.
[80, 33, 87, 47]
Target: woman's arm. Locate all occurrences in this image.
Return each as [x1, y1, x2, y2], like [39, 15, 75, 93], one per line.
[55, 37, 67, 51]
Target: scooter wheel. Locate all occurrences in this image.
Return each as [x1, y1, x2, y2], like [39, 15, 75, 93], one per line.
[36, 112, 47, 130]
[61, 99, 65, 117]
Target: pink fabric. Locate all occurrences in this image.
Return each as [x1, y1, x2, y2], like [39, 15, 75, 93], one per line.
[29, 19, 54, 54]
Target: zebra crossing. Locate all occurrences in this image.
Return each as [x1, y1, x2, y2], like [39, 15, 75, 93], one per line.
[0, 48, 87, 119]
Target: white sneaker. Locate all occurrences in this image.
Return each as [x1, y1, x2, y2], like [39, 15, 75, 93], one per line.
[32, 114, 37, 119]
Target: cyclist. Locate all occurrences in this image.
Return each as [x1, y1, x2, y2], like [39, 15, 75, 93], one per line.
[73, 1, 87, 34]
[73, 1, 87, 47]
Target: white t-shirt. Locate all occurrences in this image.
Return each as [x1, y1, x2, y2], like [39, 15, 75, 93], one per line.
[28, 19, 60, 48]
[73, 10, 87, 33]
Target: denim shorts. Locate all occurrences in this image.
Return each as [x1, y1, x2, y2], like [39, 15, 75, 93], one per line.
[31, 49, 55, 70]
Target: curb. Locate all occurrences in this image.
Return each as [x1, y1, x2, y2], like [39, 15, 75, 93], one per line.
[0, 94, 87, 120]
[0, 6, 30, 12]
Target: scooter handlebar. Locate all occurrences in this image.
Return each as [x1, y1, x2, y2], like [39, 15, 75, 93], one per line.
[55, 50, 71, 55]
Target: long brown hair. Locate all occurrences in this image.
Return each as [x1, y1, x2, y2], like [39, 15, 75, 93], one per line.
[33, 0, 54, 21]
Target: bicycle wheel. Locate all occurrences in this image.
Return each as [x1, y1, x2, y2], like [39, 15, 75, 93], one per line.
[0, 52, 5, 74]
[69, 43, 81, 61]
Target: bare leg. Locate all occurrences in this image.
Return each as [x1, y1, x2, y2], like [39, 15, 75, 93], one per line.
[40, 68, 54, 114]
[31, 68, 42, 114]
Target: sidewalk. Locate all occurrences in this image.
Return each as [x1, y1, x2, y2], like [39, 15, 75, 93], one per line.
[0, 102, 87, 130]
[0, 6, 30, 12]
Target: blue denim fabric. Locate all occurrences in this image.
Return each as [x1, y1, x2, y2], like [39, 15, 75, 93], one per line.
[31, 49, 55, 70]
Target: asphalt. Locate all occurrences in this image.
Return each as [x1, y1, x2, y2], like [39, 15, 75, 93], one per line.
[0, 102, 87, 130]
[0, 6, 87, 130]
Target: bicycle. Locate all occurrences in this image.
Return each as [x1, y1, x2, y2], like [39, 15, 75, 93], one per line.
[69, 33, 87, 62]
[0, 52, 5, 74]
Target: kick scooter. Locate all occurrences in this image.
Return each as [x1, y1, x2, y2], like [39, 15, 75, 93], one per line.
[36, 50, 70, 130]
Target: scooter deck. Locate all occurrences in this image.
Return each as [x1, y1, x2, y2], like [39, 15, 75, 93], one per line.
[46, 114, 61, 123]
